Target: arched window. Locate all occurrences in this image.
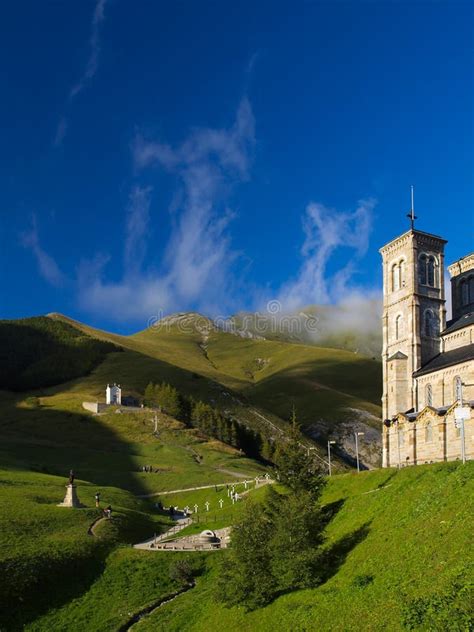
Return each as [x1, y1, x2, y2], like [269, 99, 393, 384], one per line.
[425, 422, 433, 442]
[395, 314, 403, 340]
[469, 276, 474, 303]
[427, 256, 436, 286]
[399, 260, 406, 288]
[418, 254, 427, 285]
[425, 384, 433, 407]
[454, 376, 463, 403]
[461, 280, 469, 306]
[423, 310, 438, 337]
[392, 263, 400, 291]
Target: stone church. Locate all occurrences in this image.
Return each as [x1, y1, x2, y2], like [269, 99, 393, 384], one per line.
[380, 223, 473, 467]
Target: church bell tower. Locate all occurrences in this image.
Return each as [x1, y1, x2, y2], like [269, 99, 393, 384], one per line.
[380, 201, 447, 431]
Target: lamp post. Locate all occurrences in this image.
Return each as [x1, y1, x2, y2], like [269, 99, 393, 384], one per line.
[327, 440, 336, 476]
[455, 381, 472, 465]
[397, 422, 401, 469]
[354, 432, 365, 473]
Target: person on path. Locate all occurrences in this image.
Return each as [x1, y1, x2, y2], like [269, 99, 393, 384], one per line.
[95, 492, 101, 508]
[104, 505, 112, 519]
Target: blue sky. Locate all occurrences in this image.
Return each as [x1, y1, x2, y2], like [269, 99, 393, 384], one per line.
[1, 0, 473, 333]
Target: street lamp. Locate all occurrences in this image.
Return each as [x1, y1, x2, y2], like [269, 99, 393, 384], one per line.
[455, 381, 472, 465]
[327, 440, 336, 476]
[354, 432, 365, 473]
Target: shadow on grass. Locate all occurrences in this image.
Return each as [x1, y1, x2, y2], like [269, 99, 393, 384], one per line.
[0, 398, 150, 494]
[320, 498, 346, 529]
[0, 543, 110, 631]
[319, 522, 371, 586]
[377, 469, 398, 489]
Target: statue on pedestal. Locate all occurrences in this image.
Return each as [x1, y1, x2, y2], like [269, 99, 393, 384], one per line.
[57, 469, 84, 508]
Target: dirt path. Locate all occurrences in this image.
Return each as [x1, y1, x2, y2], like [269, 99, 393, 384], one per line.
[137, 479, 256, 498]
[88, 515, 106, 536]
[134, 516, 192, 550]
[118, 582, 195, 631]
[215, 468, 253, 479]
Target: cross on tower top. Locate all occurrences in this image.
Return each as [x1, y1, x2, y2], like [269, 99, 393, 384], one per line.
[407, 185, 417, 230]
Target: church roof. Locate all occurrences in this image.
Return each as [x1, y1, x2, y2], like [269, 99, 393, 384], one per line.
[442, 312, 474, 335]
[413, 343, 474, 377]
[379, 228, 447, 253]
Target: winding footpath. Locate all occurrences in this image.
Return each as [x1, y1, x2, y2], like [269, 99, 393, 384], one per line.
[136, 478, 262, 498]
[87, 515, 107, 537]
[134, 515, 192, 550]
[117, 583, 196, 631]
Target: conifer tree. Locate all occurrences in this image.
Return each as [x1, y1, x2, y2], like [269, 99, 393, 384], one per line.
[144, 382, 156, 407]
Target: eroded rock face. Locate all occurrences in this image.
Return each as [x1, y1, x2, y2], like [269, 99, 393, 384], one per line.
[307, 408, 382, 470]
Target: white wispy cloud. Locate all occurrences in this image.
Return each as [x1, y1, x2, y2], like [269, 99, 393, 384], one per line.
[21, 216, 65, 287]
[70, 0, 108, 99]
[77, 99, 255, 321]
[54, 0, 108, 146]
[277, 198, 377, 310]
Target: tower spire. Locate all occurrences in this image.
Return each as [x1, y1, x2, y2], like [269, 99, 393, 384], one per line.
[407, 185, 417, 230]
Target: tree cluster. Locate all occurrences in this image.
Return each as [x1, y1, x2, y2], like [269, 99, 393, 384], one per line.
[217, 421, 326, 611]
[143, 381, 274, 463]
[144, 382, 184, 419]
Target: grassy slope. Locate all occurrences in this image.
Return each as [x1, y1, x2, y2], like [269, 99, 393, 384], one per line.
[137, 462, 474, 632]
[133, 323, 382, 426]
[0, 389, 266, 631]
[0, 313, 382, 631]
[0, 390, 265, 495]
[0, 316, 118, 390]
[44, 313, 382, 467]
[0, 465, 171, 631]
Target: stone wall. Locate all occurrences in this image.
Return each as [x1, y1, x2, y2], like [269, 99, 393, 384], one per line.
[383, 405, 474, 467]
[442, 324, 474, 352]
[415, 359, 474, 409]
[82, 402, 108, 413]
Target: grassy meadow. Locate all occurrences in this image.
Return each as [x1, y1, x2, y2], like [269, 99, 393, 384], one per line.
[137, 462, 474, 632]
[7, 313, 466, 632]
[0, 388, 267, 631]
[39, 312, 383, 467]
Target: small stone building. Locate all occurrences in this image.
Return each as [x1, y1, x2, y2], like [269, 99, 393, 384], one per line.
[380, 223, 473, 467]
[106, 383, 121, 406]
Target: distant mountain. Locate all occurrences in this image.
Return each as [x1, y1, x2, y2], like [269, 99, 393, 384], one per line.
[218, 299, 382, 358]
[151, 301, 382, 358]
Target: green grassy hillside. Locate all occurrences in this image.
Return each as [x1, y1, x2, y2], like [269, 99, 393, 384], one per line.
[135, 462, 474, 632]
[0, 465, 172, 630]
[0, 390, 265, 495]
[13, 462, 473, 632]
[0, 316, 118, 390]
[0, 314, 471, 631]
[0, 389, 267, 631]
[43, 312, 382, 467]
